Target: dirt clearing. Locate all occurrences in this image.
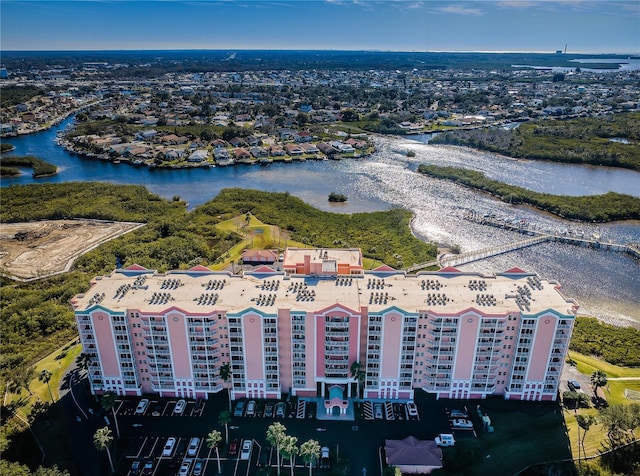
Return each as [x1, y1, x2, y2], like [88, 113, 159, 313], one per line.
[0, 219, 144, 281]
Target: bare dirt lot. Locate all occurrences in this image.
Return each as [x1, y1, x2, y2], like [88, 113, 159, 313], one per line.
[0, 219, 144, 281]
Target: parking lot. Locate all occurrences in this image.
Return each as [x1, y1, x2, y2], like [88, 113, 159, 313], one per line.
[113, 391, 477, 476]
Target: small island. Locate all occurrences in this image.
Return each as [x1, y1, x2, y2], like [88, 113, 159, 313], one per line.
[0, 155, 58, 178]
[328, 192, 348, 202]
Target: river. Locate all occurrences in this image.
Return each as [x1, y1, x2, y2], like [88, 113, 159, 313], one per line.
[2, 117, 639, 325]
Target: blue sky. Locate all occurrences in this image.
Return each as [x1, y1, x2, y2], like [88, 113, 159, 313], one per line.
[1, 0, 639, 53]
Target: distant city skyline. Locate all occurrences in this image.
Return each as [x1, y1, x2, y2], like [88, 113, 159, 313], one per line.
[1, 0, 638, 54]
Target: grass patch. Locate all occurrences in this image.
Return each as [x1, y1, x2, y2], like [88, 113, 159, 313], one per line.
[568, 351, 640, 379]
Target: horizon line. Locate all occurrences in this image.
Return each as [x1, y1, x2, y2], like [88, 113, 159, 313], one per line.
[2, 48, 639, 56]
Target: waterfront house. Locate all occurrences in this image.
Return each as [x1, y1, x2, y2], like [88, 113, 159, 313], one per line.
[250, 146, 268, 158]
[316, 142, 336, 157]
[269, 145, 286, 157]
[299, 143, 319, 154]
[187, 149, 208, 162]
[330, 141, 355, 154]
[233, 148, 252, 162]
[284, 143, 304, 156]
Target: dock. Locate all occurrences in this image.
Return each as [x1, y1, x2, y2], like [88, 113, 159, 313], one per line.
[404, 212, 639, 273]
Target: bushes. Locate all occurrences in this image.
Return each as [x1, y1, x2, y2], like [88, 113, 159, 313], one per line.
[570, 317, 640, 367]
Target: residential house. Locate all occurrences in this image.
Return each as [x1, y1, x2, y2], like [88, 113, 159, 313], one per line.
[187, 149, 209, 162]
[233, 148, 252, 162]
[299, 143, 319, 154]
[250, 146, 268, 158]
[284, 143, 304, 156]
[269, 145, 286, 157]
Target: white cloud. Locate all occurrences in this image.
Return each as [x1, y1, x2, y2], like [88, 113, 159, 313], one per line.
[436, 5, 484, 15]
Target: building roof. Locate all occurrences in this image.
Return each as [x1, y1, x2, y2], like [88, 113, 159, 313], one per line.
[385, 436, 443, 473]
[72, 250, 578, 318]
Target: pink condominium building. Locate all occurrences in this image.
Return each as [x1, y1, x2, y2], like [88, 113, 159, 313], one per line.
[72, 247, 578, 402]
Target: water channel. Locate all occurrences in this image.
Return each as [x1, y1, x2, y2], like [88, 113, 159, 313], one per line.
[2, 117, 639, 325]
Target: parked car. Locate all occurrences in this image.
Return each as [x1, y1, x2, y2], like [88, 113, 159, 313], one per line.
[241, 439, 253, 460]
[264, 402, 274, 417]
[246, 400, 256, 416]
[320, 446, 330, 469]
[141, 460, 154, 475]
[275, 402, 286, 417]
[130, 459, 143, 475]
[174, 399, 187, 415]
[162, 437, 176, 457]
[234, 401, 246, 417]
[193, 459, 204, 476]
[448, 409, 469, 419]
[406, 401, 418, 417]
[435, 433, 455, 447]
[151, 402, 163, 417]
[374, 403, 383, 419]
[450, 418, 474, 429]
[187, 437, 200, 457]
[179, 460, 191, 476]
[135, 398, 150, 415]
[228, 439, 240, 456]
[568, 380, 581, 391]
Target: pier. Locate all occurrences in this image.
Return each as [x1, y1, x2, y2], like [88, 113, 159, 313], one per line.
[404, 212, 639, 273]
[439, 235, 551, 268]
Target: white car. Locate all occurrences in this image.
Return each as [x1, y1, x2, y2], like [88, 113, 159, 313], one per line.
[174, 399, 187, 415]
[179, 460, 191, 476]
[448, 409, 468, 419]
[435, 433, 455, 447]
[246, 400, 256, 416]
[162, 437, 176, 457]
[135, 398, 150, 415]
[406, 401, 418, 417]
[240, 439, 252, 460]
[187, 437, 200, 457]
[450, 418, 474, 429]
[374, 403, 383, 419]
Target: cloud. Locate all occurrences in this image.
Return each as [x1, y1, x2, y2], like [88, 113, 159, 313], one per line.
[435, 5, 484, 15]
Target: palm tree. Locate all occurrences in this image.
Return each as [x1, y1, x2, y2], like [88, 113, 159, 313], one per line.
[350, 361, 365, 401]
[39, 369, 54, 403]
[591, 370, 608, 398]
[300, 439, 321, 476]
[93, 426, 115, 473]
[219, 363, 232, 411]
[266, 422, 287, 476]
[576, 414, 597, 459]
[218, 410, 231, 443]
[207, 429, 222, 474]
[101, 391, 120, 438]
[280, 435, 298, 476]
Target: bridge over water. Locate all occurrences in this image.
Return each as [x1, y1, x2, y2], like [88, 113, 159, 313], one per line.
[403, 213, 639, 274]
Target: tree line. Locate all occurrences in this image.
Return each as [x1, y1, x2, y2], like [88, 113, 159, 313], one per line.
[570, 316, 640, 367]
[417, 164, 640, 222]
[430, 113, 640, 171]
